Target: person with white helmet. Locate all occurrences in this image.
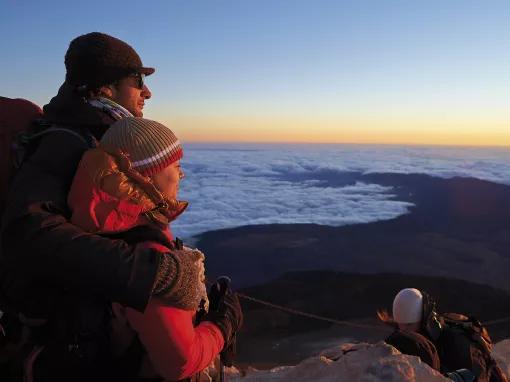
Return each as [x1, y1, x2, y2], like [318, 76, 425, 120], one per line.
[378, 288, 441, 372]
[379, 288, 507, 382]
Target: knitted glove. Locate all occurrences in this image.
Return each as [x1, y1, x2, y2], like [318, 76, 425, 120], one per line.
[187, 246, 209, 312]
[152, 248, 205, 310]
[203, 281, 243, 347]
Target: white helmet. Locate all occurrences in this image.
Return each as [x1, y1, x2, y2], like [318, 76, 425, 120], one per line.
[392, 288, 423, 324]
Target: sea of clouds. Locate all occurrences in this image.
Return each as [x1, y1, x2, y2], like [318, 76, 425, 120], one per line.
[172, 144, 510, 238]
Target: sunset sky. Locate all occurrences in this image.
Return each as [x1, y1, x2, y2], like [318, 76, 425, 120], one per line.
[2, 0, 510, 146]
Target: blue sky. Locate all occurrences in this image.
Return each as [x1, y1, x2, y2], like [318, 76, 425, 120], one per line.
[2, 0, 510, 144]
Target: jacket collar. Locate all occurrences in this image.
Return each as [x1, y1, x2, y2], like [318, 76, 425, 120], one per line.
[43, 82, 131, 140]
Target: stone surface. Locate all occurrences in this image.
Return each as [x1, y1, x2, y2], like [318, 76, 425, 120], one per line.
[494, 339, 510, 378]
[228, 342, 449, 381]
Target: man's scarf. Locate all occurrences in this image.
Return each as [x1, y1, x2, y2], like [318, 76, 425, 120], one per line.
[87, 97, 133, 121]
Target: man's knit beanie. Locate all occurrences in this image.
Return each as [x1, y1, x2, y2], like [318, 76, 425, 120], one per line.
[392, 288, 424, 324]
[101, 117, 183, 176]
[65, 32, 155, 88]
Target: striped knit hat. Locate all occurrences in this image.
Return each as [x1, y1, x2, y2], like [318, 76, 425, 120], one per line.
[101, 117, 183, 176]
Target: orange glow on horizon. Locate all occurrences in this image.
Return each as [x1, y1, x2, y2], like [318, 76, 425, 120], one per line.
[152, 114, 510, 147]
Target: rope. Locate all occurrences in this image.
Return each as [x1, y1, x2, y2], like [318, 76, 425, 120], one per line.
[234, 292, 510, 330]
[236, 292, 388, 331]
[207, 278, 510, 331]
[482, 316, 510, 327]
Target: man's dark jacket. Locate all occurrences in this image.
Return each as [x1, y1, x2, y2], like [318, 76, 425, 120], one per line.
[0, 83, 160, 317]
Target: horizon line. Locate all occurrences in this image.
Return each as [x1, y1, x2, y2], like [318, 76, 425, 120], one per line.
[181, 140, 510, 149]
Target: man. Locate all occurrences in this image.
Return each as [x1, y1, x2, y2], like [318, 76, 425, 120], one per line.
[0, 32, 242, 380]
[382, 288, 507, 382]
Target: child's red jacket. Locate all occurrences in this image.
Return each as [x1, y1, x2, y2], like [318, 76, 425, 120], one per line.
[68, 147, 224, 380]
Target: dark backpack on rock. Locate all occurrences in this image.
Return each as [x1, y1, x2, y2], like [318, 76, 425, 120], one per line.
[437, 313, 508, 382]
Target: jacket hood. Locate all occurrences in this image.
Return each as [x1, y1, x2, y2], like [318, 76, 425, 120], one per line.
[43, 82, 116, 138]
[68, 147, 188, 234]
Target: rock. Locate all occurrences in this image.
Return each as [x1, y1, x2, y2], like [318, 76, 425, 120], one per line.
[230, 342, 449, 381]
[494, 339, 510, 378]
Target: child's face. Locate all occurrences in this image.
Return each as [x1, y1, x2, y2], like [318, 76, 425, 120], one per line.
[151, 161, 184, 200]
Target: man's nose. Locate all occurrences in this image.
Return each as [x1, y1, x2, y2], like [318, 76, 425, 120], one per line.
[142, 85, 152, 99]
[179, 169, 185, 179]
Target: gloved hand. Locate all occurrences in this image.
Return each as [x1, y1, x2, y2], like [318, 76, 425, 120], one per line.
[446, 369, 476, 382]
[203, 279, 243, 348]
[189, 247, 209, 312]
[152, 247, 206, 310]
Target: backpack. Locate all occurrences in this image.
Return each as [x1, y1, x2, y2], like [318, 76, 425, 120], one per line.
[0, 97, 95, 216]
[0, 97, 43, 216]
[437, 313, 508, 382]
[0, 97, 44, 379]
[1, 97, 105, 381]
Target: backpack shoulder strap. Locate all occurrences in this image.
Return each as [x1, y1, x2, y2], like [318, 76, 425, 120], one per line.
[12, 124, 98, 172]
[30, 125, 98, 149]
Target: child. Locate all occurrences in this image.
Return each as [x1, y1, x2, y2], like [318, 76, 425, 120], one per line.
[68, 117, 242, 380]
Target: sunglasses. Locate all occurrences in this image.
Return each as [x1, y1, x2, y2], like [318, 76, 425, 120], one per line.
[129, 73, 146, 90]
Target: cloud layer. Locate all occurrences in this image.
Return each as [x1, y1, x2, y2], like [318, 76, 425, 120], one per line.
[172, 144, 510, 238]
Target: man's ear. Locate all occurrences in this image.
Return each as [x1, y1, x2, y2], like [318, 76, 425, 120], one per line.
[98, 85, 115, 98]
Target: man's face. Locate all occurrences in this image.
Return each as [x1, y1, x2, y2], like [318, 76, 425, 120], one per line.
[109, 74, 152, 117]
